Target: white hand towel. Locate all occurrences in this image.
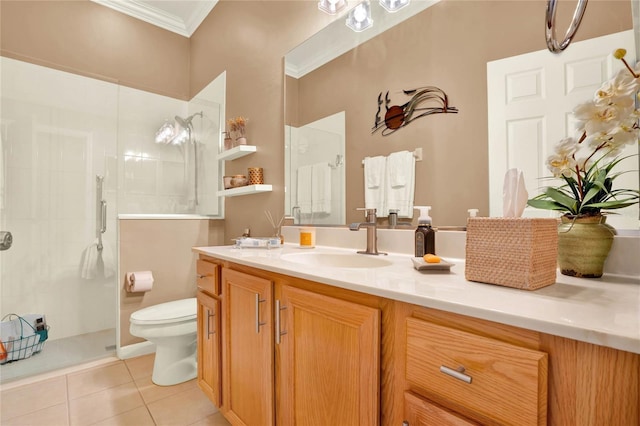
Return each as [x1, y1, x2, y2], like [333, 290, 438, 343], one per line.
[297, 165, 313, 214]
[388, 150, 412, 188]
[80, 240, 99, 279]
[386, 151, 415, 217]
[312, 162, 332, 214]
[364, 156, 387, 215]
[364, 156, 386, 188]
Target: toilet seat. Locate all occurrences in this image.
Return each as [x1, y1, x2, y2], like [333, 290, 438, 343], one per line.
[130, 298, 196, 325]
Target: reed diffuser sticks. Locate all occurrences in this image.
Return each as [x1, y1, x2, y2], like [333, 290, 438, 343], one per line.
[265, 210, 285, 243]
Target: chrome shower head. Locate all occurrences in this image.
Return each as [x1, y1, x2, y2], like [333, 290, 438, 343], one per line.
[175, 115, 190, 128]
[175, 111, 203, 129]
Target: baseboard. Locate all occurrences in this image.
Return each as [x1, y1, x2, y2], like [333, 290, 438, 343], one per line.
[117, 341, 156, 359]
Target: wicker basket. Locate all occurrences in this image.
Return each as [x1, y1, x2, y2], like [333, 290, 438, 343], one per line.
[465, 218, 558, 290]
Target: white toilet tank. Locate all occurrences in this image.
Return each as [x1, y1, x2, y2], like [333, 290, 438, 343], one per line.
[130, 298, 197, 325]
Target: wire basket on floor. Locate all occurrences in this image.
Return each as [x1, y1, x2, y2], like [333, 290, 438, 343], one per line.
[0, 314, 49, 364]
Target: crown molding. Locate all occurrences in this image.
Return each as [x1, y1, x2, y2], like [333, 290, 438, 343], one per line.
[91, 0, 217, 37]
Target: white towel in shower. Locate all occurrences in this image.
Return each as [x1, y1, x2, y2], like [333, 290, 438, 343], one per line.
[311, 162, 331, 214]
[297, 164, 313, 214]
[80, 239, 100, 279]
[80, 238, 116, 279]
[386, 150, 415, 217]
[363, 156, 386, 215]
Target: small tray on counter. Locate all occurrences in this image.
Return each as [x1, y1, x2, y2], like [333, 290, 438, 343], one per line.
[411, 257, 454, 271]
[232, 237, 282, 249]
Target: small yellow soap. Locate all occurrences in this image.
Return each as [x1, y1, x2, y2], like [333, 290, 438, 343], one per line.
[423, 254, 441, 263]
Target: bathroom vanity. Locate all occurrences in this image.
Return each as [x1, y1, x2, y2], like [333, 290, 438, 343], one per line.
[193, 244, 639, 426]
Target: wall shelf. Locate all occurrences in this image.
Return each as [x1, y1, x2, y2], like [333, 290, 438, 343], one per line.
[217, 145, 256, 161]
[218, 184, 272, 198]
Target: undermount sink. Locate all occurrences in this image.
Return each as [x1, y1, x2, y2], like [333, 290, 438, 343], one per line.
[281, 252, 393, 269]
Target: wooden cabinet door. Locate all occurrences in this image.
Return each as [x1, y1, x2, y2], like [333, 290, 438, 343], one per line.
[222, 268, 274, 426]
[278, 285, 380, 426]
[197, 291, 221, 407]
[404, 391, 479, 426]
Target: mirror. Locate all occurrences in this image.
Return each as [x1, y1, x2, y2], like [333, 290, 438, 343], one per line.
[285, 111, 346, 224]
[285, 0, 638, 228]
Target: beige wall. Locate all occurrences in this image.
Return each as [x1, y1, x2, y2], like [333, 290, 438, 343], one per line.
[292, 0, 632, 226]
[1, 0, 633, 232]
[0, 0, 191, 99]
[189, 1, 333, 239]
[119, 219, 224, 347]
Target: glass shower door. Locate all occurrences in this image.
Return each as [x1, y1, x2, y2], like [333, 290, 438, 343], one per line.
[0, 57, 118, 383]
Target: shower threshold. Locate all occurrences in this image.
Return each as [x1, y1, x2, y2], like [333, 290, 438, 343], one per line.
[0, 328, 116, 384]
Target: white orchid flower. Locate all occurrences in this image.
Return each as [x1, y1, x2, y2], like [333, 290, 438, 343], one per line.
[573, 100, 633, 135]
[547, 138, 579, 177]
[594, 68, 639, 105]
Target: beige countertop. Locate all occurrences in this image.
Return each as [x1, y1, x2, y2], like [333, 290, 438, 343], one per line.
[193, 243, 640, 355]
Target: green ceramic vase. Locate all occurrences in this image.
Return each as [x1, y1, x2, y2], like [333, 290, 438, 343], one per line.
[557, 215, 615, 278]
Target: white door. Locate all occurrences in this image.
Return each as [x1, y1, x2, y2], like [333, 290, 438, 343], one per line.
[487, 30, 638, 230]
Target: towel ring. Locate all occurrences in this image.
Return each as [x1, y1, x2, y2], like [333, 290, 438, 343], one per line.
[545, 0, 588, 53]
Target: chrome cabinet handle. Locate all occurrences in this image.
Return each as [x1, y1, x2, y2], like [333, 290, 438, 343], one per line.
[197, 274, 206, 279]
[275, 300, 287, 344]
[255, 293, 266, 333]
[440, 365, 472, 384]
[207, 309, 216, 338]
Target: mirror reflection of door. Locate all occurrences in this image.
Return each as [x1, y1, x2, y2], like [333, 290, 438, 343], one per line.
[487, 30, 638, 230]
[285, 111, 345, 225]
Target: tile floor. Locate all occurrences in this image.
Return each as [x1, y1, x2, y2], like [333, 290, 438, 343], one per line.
[0, 354, 230, 426]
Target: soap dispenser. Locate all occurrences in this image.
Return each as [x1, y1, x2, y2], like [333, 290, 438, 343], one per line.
[414, 206, 435, 257]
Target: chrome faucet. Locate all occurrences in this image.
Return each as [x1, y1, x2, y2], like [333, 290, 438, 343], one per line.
[349, 208, 387, 255]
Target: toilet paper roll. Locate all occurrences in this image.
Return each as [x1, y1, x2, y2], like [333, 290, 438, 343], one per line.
[126, 271, 154, 293]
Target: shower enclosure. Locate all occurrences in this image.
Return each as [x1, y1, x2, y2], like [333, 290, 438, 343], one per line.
[0, 57, 222, 383]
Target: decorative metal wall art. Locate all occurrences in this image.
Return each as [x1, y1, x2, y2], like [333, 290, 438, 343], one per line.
[372, 86, 458, 136]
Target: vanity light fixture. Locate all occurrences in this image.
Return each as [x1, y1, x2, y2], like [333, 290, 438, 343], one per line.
[346, 0, 373, 32]
[318, 0, 347, 15]
[379, 0, 409, 13]
[155, 120, 176, 144]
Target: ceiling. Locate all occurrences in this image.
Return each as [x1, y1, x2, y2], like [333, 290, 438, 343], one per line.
[91, 0, 218, 37]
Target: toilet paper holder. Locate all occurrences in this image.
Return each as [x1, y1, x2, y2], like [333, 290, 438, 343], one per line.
[126, 271, 154, 293]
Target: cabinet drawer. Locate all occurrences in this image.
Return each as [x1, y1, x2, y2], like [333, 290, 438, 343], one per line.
[197, 259, 219, 295]
[406, 318, 547, 426]
[404, 391, 478, 426]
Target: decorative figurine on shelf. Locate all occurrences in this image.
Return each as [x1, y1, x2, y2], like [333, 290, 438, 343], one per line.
[227, 116, 248, 146]
[372, 86, 458, 136]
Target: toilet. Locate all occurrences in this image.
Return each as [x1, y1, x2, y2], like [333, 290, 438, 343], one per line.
[129, 298, 197, 386]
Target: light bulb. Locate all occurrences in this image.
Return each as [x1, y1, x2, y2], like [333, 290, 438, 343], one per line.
[353, 4, 367, 22]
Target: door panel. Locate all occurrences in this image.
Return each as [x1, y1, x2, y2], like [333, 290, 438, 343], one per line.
[222, 268, 274, 426]
[278, 285, 380, 426]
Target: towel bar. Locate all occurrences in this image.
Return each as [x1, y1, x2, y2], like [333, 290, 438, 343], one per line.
[361, 148, 422, 164]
